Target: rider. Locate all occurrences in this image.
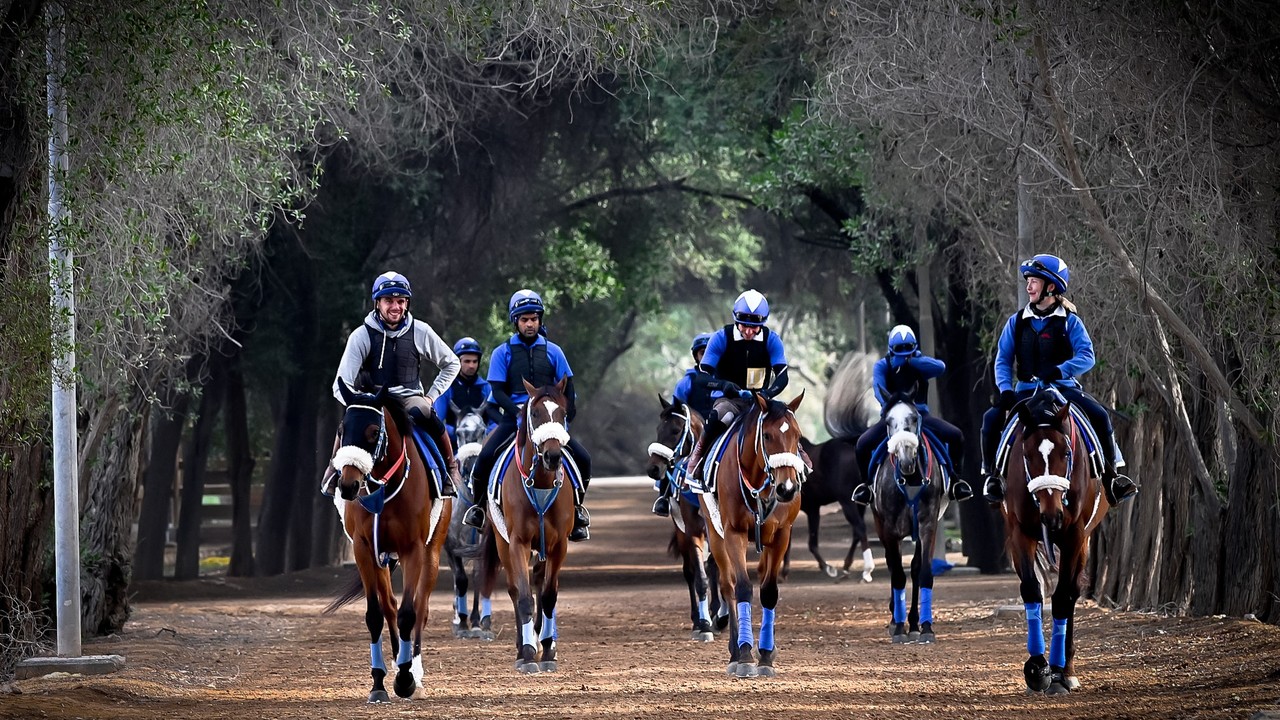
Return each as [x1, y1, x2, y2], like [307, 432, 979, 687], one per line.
[461, 289, 593, 541]
[980, 254, 1138, 506]
[850, 325, 974, 505]
[325, 271, 463, 497]
[433, 337, 502, 443]
[684, 290, 797, 483]
[652, 332, 716, 517]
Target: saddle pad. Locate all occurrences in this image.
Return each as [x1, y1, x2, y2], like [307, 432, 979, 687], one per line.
[408, 425, 445, 496]
[487, 439, 585, 542]
[995, 405, 1105, 479]
[689, 414, 745, 495]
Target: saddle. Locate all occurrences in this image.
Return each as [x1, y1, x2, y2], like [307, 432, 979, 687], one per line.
[486, 438, 586, 517]
[994, 403, 1106, 480]
[686, 413, 748, 495]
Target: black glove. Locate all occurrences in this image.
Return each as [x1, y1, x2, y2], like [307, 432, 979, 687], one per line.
[721, 381, 742, 396]
[1040, 366, 1063, 381]
[998, 390, 1017, 411]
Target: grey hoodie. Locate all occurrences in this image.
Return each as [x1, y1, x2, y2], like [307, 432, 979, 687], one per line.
[332, 311, 460, 404]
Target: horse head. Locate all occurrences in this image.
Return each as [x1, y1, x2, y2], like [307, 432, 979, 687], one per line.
[880, 386, 922, 480]
[333, 378, 402, 502]
[1015, 387, 1076, 531]
[522, 378, 571, 473]
[455, 406, 489, 448]
[647, 395, 698, 480]
[743, 390, 806, 503]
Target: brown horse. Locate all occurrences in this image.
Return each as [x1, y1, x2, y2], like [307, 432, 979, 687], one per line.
[1000, 387, 1110, 695]
[645, 396, 725, 641]
[323, 380, 451, 703]
[486, 378, 580, 673]
[700, 391, 806, 678]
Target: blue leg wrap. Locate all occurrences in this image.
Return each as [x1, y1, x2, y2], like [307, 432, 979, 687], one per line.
[737, 601, 754, 648]
[697, 598, 710, 621]
[1025, 603, 1045, 656]
[480, 597, 492, 617]
[540, 610, 558, 641]
[1050, 617, 1068, 667]
[759, 607, 775, 651]
[520, 620, 536, 647]
[370, 642, 385, 672]
[892, 588, 907, 624]
[920, 587, 933, 624]
[455, 595, 467, 616]
[397, 639, 412, 665]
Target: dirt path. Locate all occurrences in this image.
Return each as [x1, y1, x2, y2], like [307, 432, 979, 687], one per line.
[3, 481, 1278, 719]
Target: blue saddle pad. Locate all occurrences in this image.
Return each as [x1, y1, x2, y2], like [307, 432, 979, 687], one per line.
[868, 430, 952, 485]
[408, 425, 445, 496]
[488, 440, 585, 511]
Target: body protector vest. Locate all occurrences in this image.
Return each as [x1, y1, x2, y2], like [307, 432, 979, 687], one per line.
[714, 324, 774, 390]
[883, 357, 930, 406]
[361, 324, 420, 390]
[450, 378, 487, 418]
[506, 340, 557, 393]
[1013, 313, 1073, 382]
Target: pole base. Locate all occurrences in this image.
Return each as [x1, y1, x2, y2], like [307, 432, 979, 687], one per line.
[15, 654, 125, 680]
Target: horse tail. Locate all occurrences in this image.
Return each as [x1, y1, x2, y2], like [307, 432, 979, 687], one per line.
[824, 351, 878, 440]
[322, 570, 367, 615]
[667, 529, 680, 559]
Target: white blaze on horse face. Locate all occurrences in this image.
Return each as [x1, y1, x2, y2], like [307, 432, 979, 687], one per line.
[779, 421, 789, 434]
[543, 399, 561, 420]
[1038, 438, 1055, 476]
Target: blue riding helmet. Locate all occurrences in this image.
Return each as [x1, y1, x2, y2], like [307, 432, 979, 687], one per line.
[453, 337, 482, 357]
[1020, 254, 1070, 294]
[887, 325, 918, 357]
[371, 271, 412, 301]
[691, 332, 713, 354]
[508, 289, 545, 323]
[732, 289, 770, 326]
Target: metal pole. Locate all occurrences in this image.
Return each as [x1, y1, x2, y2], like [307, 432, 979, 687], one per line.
[47, 0, 82, 658]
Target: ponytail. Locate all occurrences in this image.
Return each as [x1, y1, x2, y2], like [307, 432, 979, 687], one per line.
[1059, 297, 1078, 314]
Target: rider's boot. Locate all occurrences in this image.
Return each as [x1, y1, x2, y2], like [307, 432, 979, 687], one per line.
[1097, 431, 1138, 507]
[462, 472, 487, 528]
[851, 483, 872, 506]
[568, 500, 591, 542]
[319, 431, 341, 497]
[685, 418, 726, 489]
[435, 431, 461, 498]
[981, 468, 1005, 504]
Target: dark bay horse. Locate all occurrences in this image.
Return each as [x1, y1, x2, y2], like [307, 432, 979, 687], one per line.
[1001, 387, 1109, 695]
[645, 396, 725, 641]
[486, 379, 580, 673]
[870, 389, 950, 644]
[788, 435, 875, 583]
[444, 406, 493, 640]
[700, 392, 806, 678]
[323, 380, 451, 703]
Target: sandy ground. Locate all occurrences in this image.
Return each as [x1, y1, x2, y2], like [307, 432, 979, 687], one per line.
[3, 481, 1278, 720]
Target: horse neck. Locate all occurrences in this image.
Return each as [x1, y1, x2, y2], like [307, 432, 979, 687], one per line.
[516, 421, 560, 489]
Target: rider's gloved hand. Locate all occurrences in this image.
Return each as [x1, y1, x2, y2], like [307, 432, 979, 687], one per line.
[1040, 366, 1063, 381]
[738, 389, 753, 399]
[721, 382, 742, 396]
[998, 390, 1017, 411]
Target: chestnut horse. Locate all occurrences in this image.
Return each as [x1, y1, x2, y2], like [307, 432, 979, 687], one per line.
[486, 378, 581, 673]
[645, 396, 726, 641]
[1000, 387, 1109, 695]
[323, 380, 451, 703]
[700, 391, 806, 678]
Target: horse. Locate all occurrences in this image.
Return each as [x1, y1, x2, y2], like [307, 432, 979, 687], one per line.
[444, 403, 493, 640]
[483, 378, 582, 673]
[999, 386, 1109, 695]
[322, 380, 451, 703]
[699, 391, 806, 677]
[869, 388, 951, 644]
[786, 435, 875, 583]
[645, 395, 726, 642]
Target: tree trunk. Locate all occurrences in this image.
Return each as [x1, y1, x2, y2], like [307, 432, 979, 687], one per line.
[287, 374, 319, 572]
[174, 355, 227, 580]
[132, 384, 190, 581]
[224, 355, 257, 578]
[311, 400, 343, 567]
[256, 379, 306, 576]
[78, 393, 148, 636]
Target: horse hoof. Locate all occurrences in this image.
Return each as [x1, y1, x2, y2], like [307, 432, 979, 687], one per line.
[714, 615, 730, 632]
[538, 661, 558, 673]
[692, 630, 714, 642]
[891, 631, 910, 644]
[725, 662, 739, 676]
[757, 665, 776, 677]
[1023, 655, 1052, 692]
[515, 661, 541, 674]
[823, 565, 839, 578]
[861, 570, 874, 583]
[1065, 676, 1081, 691]
[475, 630, 495, 642]
[1046, 681, 1071, 695]
[367, 690, 391, 704]
[453, 625, 473, 639]
[734, 662, 758, 678]
[917, 632, 936, 644]
[393, 674, 416, 699]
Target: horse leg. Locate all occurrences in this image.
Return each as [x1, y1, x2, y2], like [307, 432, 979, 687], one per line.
[476, 529, 499, 640]
[1046, 538, 1084, 695]
[681, 532, 712, 641]
[806, 509, 834, 579]
[755, 525, 793, 677]
[447, 548, 472, 638]
[841, 498, 874, 582]
[537, 551, 565, 672]
[881, 535, 909, 643]
[392, 547, 424, 698]
[411, 533, 444, 692]
[706, 551, 729, 632]
[357, 554, 396, 704]
[913, 513, 940, 644]
[1011, 535, 1051, 693]
[502, 539, 540, 673]
[723, 532, 757, 678]
[907, 548, 922, 640]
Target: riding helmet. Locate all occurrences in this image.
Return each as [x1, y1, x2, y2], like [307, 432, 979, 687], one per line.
[732, 289, 770, 327]
[1020, 254, 1070, 294]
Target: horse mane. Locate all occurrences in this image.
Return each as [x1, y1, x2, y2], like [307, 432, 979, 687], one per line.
[823, 351, 878, 439]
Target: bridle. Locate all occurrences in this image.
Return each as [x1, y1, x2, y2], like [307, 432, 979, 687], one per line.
[737, 404, 806, 551]
[331, 404, 410, 512]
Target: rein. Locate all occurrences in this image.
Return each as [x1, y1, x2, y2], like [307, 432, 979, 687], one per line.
[512, 399, 569, 561]
[735, 406, 806, 553]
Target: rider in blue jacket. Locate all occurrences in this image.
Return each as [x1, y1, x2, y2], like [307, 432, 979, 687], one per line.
[684, 290, 796, 481]
[462, 290, 593, 541]
[980, 254, 1138, 506]
[434, 337, 502, 442]
[850, 326, 974, 505]
[652, 332, 716, 517]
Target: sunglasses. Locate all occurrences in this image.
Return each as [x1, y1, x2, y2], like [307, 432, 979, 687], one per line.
[736, 314, 766, 325]
[890, 343, 916, 353]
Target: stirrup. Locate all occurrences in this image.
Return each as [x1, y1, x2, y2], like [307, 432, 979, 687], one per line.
[1104, 472, 1138, 506]
[652, 495, 671, 517]
[462, 504, 485, 529]
[950, 478, 974, 502]
[319, 469, 338, 498]
[851, 483, 872, 506]
[982, 475, 1004, 503]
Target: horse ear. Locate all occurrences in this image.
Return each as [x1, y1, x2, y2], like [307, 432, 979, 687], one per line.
[659, 393, 672, 411]
[1055, 401, 1070, 422]
[555, 376, 568, 394]
[374, 385, 389, 407]
[523, 378, 538, 397]
[449, 399, 462, 416]
[337, 377, 355, 405]
[787, 388, 805, 413]
[754, 392, 768, 411]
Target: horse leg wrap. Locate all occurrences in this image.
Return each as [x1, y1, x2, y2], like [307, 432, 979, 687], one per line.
[758, 607, 775, 652]
[1025, 603, 1046, 656]
[697, 598, 710, 622]
[539, 610, 558, 642]
[370, 643, 386, 673]
[480, 597, 492, 617]
[919, 587, 933, 625]
[455, 595, 468, 617]
[397, 639, 412, 666]
[1049, 617, 1068, 668]
[892, 588, 907, 624]
[520, 620, 537, 647]
[737, 602, 754, 648]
